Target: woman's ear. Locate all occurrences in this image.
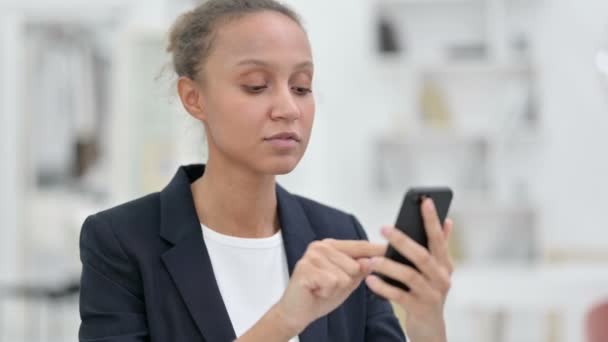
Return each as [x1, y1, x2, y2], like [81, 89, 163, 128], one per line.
[177, 76, 206, 121]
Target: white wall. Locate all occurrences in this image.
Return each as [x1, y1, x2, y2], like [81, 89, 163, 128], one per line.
[2, 0, 608, 261]
[281, 0, 608, 251]
[532, 1, 608, 251]
[278, 0, 403, 242]
[0, 13, 22, 281]
[0, 0, 168, 282]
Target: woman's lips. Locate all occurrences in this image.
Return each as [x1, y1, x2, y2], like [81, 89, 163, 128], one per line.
[264, 132, 300, 149]
[266, 132, 301, 141]
[265, 137, 299, 149]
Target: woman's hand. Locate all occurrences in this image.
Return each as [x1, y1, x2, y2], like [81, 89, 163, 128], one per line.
[365, 198, 454, 342]
[272, 239, 385, 337]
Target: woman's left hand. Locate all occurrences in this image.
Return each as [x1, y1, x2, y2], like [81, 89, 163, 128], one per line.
[365, 198, 454, 342]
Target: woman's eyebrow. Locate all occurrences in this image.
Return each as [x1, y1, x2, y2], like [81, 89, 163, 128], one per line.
[235, 59, 314, 70]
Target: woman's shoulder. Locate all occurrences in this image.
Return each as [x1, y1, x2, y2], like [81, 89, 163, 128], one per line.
[93, 192, 162, 229]
[290, 193, 369, 241]
[80, 192, 163, 256]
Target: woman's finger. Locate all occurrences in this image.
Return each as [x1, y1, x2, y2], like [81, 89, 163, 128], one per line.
[441, 218, 455, 274]
[311, 240, 364, 277]
[311, 267, 344, 298]
[325, 239, 387, 259]
[443, 218, 453, 240]
[310, 257, 368, 299]
[306, 248, 351, 281]
[421, 199, 454, 273]
[305, 243, 365, 293]
[369, 256, 441, 297]
[365, 274, 415, 308]
[421, 199, 448, 262]
[380, 226, 448, 290]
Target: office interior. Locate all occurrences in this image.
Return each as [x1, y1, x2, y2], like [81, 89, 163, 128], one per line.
[1, 0, 608, 341]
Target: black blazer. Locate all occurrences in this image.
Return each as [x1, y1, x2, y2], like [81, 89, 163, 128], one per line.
[79, 164, 406, 342]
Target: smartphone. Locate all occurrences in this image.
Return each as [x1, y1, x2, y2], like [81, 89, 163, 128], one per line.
[379, 187, 453, 291]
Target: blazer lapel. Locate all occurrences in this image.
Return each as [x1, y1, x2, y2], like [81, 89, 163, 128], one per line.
[159, 165, 236, 341]
[158, 165, 328, 342]
[277, 185, 328, 342]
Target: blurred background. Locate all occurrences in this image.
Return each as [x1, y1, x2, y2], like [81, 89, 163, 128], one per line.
[1, 0, 608, 341]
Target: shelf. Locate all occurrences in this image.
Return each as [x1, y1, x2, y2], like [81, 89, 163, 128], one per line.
[379, 0, 537, 7]
[448, 190, 534, 205]
[377, 121, 542, 147]
[377, 128, 540, 148]
[419, 62, 534, 76]
[378, 130, 488, 146]
[451, 197, 537, 215]
[596, 49, 608, 76]
[379, 0, 478, 6]
[448, 264, 608, 310]
[377, 59, 534, 75]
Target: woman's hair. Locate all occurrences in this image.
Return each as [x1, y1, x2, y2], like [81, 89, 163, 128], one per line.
[166, 0, 303, 80]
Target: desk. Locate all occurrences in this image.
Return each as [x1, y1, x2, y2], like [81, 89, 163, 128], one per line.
[444, 264, 608, 342]
[0, 274, 79, 342]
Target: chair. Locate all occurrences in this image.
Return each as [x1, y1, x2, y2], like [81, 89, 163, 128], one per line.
[586, 300, 608, 342]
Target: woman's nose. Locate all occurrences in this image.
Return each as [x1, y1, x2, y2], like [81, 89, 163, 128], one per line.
[269, 87, 300, 121]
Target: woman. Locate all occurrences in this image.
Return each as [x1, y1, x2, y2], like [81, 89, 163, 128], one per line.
[78, 1, 454, 341]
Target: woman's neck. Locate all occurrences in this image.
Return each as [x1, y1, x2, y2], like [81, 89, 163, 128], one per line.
[191, 159, 280, 238]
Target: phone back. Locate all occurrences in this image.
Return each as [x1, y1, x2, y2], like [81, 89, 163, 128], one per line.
[381, 187, 453, 290]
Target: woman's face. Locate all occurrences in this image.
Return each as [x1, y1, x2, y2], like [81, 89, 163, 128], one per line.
[194, 11, 315, 175]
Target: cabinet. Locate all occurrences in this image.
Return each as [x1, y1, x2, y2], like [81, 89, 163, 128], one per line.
[373, 0, 542, 266]
[371, 1, 608, 341]
[109, 26, 205, 204]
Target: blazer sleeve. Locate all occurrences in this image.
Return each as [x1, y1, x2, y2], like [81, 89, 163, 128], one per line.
[79, 213, 150, 342]
[350, 215, 407, 342]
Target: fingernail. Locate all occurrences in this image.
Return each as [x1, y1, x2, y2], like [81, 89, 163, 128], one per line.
[381, 226, 392, 237]
[370, 256, 381, 268]
[360, 259, 373, 274]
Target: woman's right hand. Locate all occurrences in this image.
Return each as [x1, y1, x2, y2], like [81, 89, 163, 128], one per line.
[272, 239, 387, 336]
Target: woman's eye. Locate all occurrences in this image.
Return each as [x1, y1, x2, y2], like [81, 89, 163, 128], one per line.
[244, 85, 268, 94]
[293, 86, 312, 95]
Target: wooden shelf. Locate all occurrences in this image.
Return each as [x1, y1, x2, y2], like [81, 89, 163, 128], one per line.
[377, 131, 488, 147]
[377, 59, 534, 76]
[596, 49, 608, 76]
[448, 264, 608, 309]
[377, 127, 540, 148]
[379, 0, 479, 6]
[379, 0, 536, 7]
[451, 194, 537, 212]
[419, 62, 534, 76]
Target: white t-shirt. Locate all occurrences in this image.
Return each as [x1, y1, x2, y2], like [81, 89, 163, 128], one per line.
[202, 224, 300, 342]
